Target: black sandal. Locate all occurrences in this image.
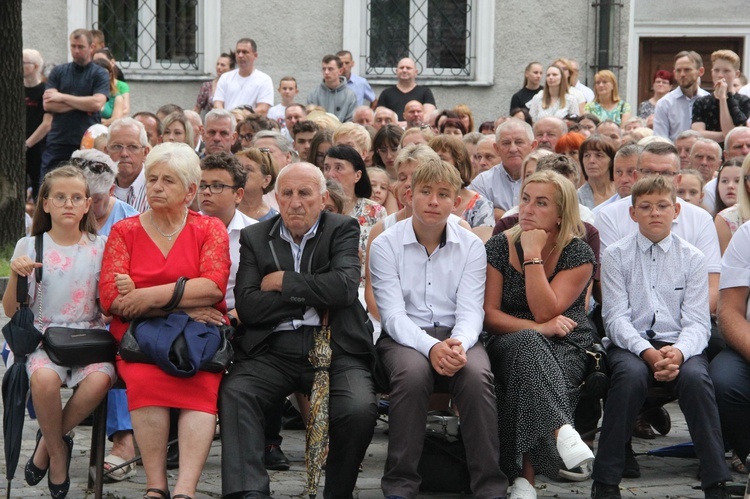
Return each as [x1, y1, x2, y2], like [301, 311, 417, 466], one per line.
[143, 488, 170, 499]
[25, 429, 47, 486]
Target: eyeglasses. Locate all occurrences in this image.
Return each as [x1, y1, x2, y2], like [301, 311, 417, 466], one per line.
[108, 144, 143, 154]
[68, 157, 113, 174]
[638, 168, 678, 177]
[46, 194, 88, 207]
[636, 202, 674, 214]
[238, 134, 254, 142]
[199, 182, 236, 194]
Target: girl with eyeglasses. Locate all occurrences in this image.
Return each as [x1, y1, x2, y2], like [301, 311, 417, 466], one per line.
[3, 165, 113, 499]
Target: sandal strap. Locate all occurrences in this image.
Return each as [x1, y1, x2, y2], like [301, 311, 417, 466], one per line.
[172, 495, 193, 499]
[143, 488, 170, 499]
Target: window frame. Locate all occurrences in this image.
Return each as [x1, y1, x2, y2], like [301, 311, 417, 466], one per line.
[343, 0, 494, 86]
[67, 0, 221, 81]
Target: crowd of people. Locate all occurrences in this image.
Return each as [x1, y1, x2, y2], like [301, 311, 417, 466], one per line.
[9, 27, 750, 499]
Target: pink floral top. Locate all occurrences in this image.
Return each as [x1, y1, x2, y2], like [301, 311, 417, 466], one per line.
[13, 232, 106, 332]
[348, 197, 387, 285]
[717, 205, 747, 236]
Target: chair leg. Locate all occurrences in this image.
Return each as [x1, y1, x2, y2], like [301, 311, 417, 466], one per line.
[87, 397, 107, 499]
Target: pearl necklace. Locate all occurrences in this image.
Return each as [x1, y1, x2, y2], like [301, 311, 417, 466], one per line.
[151, 210, 187, 241]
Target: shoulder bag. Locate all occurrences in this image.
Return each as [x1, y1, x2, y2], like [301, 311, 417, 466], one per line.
[36, 234, 116, 367]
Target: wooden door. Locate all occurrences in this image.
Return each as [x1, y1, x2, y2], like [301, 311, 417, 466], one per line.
[638, 37, 744, 105]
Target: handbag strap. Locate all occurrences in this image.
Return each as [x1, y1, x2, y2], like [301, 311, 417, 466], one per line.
[162, 277, 189, 312]
[34, 234, 43, 329]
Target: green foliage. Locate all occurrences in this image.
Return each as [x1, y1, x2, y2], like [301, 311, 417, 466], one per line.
[0, 243, 12, 277]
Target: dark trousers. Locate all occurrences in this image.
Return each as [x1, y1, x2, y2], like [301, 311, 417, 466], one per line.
[592, 347, 730, 488]
[710, 348, 750, 462]
[219, 328, 377, 499]
[40, 142, 79, 187]
[377, 329, 508, 499]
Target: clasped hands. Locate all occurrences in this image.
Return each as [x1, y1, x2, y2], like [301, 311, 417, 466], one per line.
[114, 273, 223, 324]
[642, 345, 684, 382]
[429, 338, 467, 377]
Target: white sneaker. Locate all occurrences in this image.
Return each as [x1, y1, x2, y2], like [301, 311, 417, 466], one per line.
[509, 477, 537, 499]
[558, 460, 592, 481]
[556, 424, 594, 470]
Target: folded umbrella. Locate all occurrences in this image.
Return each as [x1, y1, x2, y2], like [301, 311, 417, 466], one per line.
[304, 314, 332, 499]
[1, 276, 43, 499]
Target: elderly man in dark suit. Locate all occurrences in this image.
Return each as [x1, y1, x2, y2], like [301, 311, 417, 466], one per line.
[219, 162, 378, 499]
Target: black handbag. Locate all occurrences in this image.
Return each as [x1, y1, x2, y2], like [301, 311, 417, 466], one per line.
[569, 339, 610, 399]
[33, 234, 116, 367]
[417, 428, 471, 493]
[43, 327, 116, 366]
[119, 317, 235, 374]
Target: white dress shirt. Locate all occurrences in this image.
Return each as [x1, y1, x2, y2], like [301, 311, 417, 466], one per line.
[720, 219, 750, 293]
[225, 209, 257, 310]
[469, 163, 522, 212]
[653, 86, 710, 142]
[369, 218, 486, 358]
[594, 195, 721, 273]
[575, 81, 595, 103]
[702, 177, 717, 214]
[602, 231, 710, 361]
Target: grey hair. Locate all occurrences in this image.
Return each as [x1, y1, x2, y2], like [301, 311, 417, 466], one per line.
[675, 129, 703, 142]
[253, 130, 294, 154]
[108, 117, 149, 147]
[534, 116, 568, 136]
[144, 142, 201, 196]
[690, 137, 722, 158]
[725, 126, 750, 150]
[205, 108, 237, 131]
[614, 143, 642, 161]
[462, 132, 485, 146]
[275, 162, 327, 195]
[497, 118, 534, 143]
[70, 148, 118, 194]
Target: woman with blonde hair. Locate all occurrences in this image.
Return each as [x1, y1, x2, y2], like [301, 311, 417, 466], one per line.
[584, 70, 631, 126]
[484, 170, 595, 492]
[160, 112, 195, 147]
[527, 65, 582, 122]
[453, 103, 476, 133]
[92, 58, 123, 127]
[235, 147, 278, 222]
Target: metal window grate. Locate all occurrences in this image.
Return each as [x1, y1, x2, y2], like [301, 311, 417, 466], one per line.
[93, 0, 199, 71]
[366, 0, 473, 78]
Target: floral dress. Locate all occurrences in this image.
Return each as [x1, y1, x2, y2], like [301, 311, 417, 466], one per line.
[584, 100, 631, 125]
[14, 232, 115, 388]
[348, 197, 387, 286]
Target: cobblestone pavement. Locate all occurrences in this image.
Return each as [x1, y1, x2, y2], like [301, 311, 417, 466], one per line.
[0, 308, 746, 498]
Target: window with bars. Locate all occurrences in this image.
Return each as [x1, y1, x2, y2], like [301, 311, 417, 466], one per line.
[92, 0, 200, 71]
[365, 0, 474, 78]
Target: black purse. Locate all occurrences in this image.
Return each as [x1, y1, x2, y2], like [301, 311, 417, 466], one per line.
[34, 235, 116, 367]
[569, 339, 610, 399]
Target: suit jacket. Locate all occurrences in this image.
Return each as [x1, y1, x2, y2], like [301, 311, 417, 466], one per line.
[234, 211, 376, 364]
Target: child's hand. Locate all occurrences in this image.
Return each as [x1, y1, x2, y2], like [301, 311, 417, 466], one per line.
[115, 273, 136, 295]
[10, 256, 42, 277]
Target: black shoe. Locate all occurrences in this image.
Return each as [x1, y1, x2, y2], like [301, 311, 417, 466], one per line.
[48, 435, 73, 499]
[591, 481, 621, 499]
[704, 482, 731, 499]
[644, 406, 671, 436]
[25, 429, 47, 486]
[622, 441, 640, 479]
[263, 444, 290, 471]
[166, 442, 179, 470]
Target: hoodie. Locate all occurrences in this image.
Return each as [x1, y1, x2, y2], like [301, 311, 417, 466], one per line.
[307, 76, 357, 123]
